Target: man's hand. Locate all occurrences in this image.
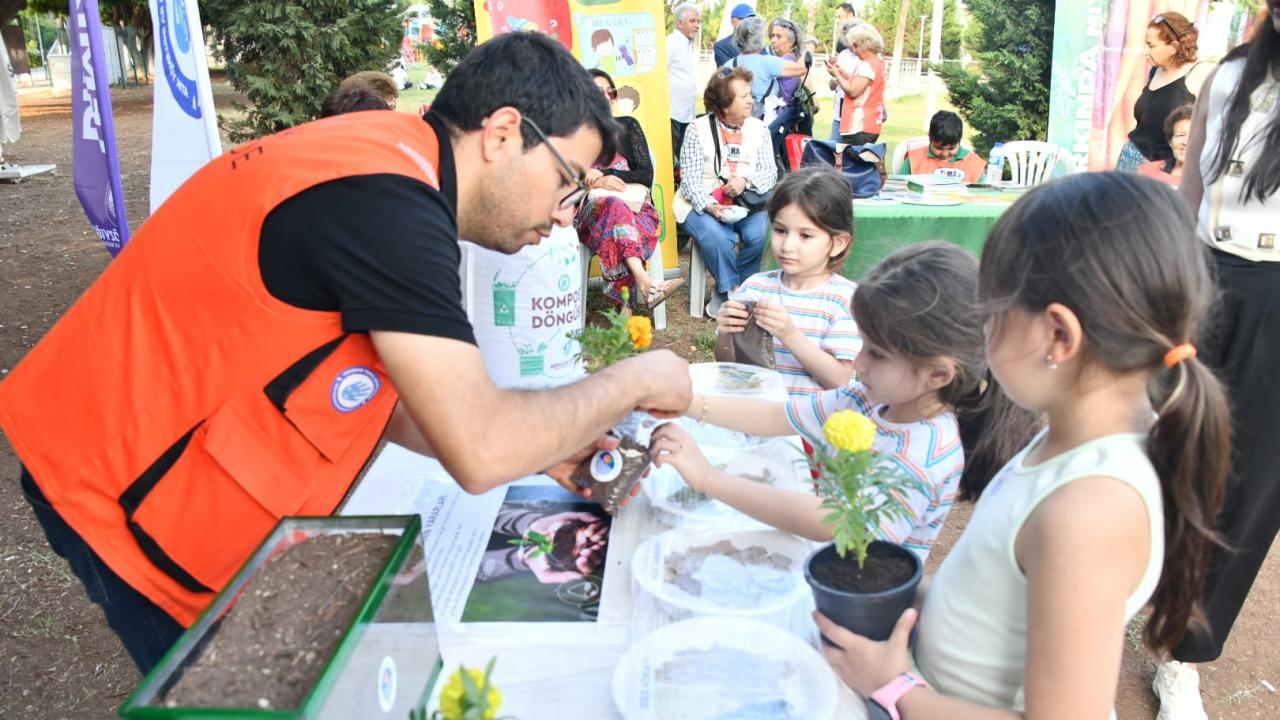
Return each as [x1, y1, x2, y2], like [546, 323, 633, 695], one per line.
[545, 436, 619, 496]
[610, 350, 693, 417]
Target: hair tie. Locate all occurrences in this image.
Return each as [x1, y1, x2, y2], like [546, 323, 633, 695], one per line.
[1163, 343, 1197, 368]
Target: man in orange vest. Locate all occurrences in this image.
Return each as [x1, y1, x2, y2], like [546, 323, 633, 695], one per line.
[898, 110, 988, 183]
[0, 33, 691, 673]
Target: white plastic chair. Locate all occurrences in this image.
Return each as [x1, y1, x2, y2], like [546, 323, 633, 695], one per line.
[1000, 141, 1067, 187]
[579, 244, 670, 331]
[688, 248, 707, 318]
[891, 136, 930, 175]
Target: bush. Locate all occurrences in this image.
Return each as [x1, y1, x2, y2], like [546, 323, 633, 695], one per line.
[937, 0, 1054, 156]
[205, 0, 403, 142]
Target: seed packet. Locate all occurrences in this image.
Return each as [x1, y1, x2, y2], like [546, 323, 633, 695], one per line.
[571, 412, 663, 516]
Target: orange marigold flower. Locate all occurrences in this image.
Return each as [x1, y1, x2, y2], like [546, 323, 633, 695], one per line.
[627, 315, 653, 350]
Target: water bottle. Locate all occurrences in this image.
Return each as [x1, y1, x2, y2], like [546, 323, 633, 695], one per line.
[986, 142, 1006, 184]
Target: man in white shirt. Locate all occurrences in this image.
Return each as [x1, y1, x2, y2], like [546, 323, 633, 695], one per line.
[666, 3, 700, 169]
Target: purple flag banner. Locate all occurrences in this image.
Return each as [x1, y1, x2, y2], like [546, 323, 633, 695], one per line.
[70, 0, 130, 256]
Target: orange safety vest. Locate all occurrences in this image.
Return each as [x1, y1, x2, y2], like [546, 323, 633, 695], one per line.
[906, 145, 987, 184]
[840, 54, 886, 137]
[0, 110, 446, 626]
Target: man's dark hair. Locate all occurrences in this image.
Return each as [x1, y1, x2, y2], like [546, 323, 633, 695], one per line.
[836, 3, 855, 15]
[929, 110, 964, 147]
[429, 32, 619, 162]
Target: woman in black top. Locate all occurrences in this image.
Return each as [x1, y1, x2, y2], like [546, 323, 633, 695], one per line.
[1117, 12, 1199, 171]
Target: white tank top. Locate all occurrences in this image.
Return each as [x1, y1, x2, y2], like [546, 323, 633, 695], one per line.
[912, 431, 1164, 713]
[1197, 58, 1280, 262]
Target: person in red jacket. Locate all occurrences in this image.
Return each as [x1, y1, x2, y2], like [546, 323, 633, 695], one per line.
[0, 32, 692, 674]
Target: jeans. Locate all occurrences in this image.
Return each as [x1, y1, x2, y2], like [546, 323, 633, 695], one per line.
[682, 207, 769, 295]
[20, 466, 185, 674]
[769, 105, 814, 166]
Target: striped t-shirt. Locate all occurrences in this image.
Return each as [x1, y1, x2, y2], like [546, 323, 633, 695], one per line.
[733, 270, 861, 397]
[786, 383, 964, 562]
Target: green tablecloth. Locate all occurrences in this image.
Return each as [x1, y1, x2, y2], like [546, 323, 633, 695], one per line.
[763, 195, 1014, 279]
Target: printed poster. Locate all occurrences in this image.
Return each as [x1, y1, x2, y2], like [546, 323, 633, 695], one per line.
[474, 0, 678, 271]
[1047, 0, 1254, 172]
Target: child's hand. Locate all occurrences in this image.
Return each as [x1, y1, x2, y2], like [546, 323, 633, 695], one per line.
[716, 300, 750, 334]
[753, 301, 798, 342]
[650, 423, 714, 492]
[814, 608, 917, 697]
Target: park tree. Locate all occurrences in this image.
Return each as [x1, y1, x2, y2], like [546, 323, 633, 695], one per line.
[864, 0, 961, 60]
[420, 0, 474, 72]
[937, 0, 1053, 156]
[203, 0, 402, 141]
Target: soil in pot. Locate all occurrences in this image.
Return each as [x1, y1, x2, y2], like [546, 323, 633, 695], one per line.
[159, 532, 400, 710]
[809, 542, 915, 594]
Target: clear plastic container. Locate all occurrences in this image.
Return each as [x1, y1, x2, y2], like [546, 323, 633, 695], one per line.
[119, 515, 439, 720]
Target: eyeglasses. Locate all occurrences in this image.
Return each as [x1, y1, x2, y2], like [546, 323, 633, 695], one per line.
[1151, 14, 1183, 41]
[520, 116, 588, 211]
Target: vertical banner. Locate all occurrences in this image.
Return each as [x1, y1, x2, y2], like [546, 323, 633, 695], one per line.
[70, 0, 130, 256]
[149, 0, 221, 211]
[1048, 0, 1250, 172]
[474, 0, 678, 272]
[0, 30, 20, 146]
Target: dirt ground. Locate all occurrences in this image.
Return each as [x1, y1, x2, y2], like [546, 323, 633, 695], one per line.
[0, 85, 1277, 719]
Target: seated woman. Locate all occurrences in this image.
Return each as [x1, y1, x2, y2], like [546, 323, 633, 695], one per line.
[675, 65, 777, 316]
[1137, 104, 1193, 188]
[575, 69, 681, 310]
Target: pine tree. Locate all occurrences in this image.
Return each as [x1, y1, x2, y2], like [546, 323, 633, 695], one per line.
[420, 0, 476, 73]
[938, 0, 1054, 156]
[203, 0, 402, 142]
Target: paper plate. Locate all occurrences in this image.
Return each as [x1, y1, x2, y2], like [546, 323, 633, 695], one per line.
[612, 617, 837, 720]
[646, 446, 803, 525]
[631, 527, 811, 619]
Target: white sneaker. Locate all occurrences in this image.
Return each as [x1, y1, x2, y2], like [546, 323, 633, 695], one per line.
[1153, 661, 1208, 720]
[706, 292, 726, 317]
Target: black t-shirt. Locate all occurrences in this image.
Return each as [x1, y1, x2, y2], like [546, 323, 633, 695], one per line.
[257, 113, 475, 346]
[1128, 69, 1194, 163]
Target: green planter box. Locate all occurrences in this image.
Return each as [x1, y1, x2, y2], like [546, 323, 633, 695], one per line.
[120, 516, 440, 720]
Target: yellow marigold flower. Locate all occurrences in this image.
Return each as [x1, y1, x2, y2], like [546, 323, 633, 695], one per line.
[627, 315, 653, 350]
[824, 410, 877, 454]
[438, 667, 502, 720]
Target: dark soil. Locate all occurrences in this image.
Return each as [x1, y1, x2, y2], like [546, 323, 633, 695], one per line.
[572, 435, 650, 516]
[160, 533, 399, 711]
[810, 543, 916, 594]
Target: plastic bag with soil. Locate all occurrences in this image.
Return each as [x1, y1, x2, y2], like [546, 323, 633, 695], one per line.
[571, 412, 663, 516]
[722, 301, 775, 369]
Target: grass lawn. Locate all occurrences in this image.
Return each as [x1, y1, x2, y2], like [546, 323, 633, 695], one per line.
[396, 63, 440, 114]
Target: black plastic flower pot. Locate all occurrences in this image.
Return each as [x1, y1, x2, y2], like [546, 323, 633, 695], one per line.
[804, 540, 922, 642]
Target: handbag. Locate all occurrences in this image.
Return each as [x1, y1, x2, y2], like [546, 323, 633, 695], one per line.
[800, 140, 887, 198]
[710, 114, 771, 213]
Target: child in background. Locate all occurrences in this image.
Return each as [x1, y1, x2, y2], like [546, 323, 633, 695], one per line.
[657, 242, 1039, 562]
[815, 173, 1231, 720]
[715, 166, 861, 396]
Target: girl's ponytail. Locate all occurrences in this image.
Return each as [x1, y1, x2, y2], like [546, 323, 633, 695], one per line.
[1144, 354, 1231, 653]
[954, 372, 1041, 502]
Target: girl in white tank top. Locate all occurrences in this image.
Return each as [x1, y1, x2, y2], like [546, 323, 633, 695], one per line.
[812, 173, 1232, 720]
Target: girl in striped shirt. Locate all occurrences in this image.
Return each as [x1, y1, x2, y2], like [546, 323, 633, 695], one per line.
[656, 242, 1039, 562]
[715, 166, 862, 396]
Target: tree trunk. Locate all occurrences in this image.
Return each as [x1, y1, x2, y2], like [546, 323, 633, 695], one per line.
[804, 0, 818, 46]
[0, 0, 26, 28]
[889, 0, 912, 91]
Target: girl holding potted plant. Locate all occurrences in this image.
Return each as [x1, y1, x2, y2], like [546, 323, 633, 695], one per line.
[652, 242, 1038, 564]
[814, 173, 1230, 720]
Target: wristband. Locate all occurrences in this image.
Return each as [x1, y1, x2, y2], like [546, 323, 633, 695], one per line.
[697, 395, 710, 425]
[868, 672, 927, 720]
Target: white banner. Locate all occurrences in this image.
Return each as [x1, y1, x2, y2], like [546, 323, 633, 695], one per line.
[148, 0, 220, 210]
[0, 31, 20, 146]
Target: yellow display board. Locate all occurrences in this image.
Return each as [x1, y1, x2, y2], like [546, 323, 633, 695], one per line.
[473, 0, 678, 272]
